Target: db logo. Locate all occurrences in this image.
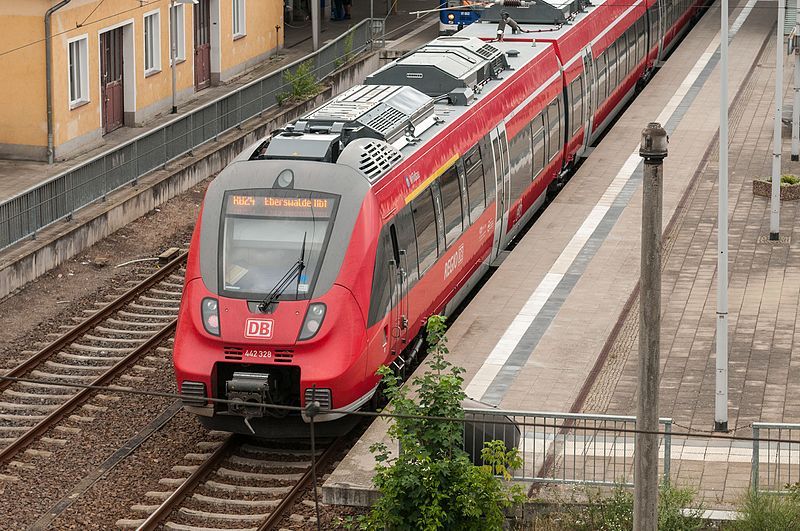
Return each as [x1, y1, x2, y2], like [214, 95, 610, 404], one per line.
[244, 318, 274, 339]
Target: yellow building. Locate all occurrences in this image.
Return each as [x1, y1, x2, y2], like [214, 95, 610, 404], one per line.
[0, 0, 283, 161]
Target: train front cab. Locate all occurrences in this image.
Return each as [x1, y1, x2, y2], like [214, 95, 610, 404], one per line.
[173, 159, 378, 437]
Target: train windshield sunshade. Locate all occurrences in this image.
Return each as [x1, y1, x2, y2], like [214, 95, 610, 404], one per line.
[219, 189, 340, 300]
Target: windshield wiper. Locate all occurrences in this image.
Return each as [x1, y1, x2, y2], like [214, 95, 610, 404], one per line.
[258, 232, 307, 312]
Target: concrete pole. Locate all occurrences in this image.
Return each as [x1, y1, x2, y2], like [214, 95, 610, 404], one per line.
[715, 0, 729, 433]
[312, 0, 320, 51]
[793, 0, 799, 161]
[635, 122, 667, 531]
[771, 0, 785, 240]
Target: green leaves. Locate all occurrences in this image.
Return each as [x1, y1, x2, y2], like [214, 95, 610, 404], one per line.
[276, 60, 320, 105]
[355, 315, 524, 530]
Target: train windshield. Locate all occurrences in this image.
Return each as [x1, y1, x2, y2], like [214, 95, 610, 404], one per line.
[219, 189, 339, 299]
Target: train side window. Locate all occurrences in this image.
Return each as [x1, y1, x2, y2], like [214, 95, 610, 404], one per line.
[395, 205, 419, 286]
[431, 182, 446, 252]
[480, 136, 497, 202]
[508, 126, 531, 204]
[596, 52, 608, 104]
[367, 228, 392, 327]
[637, 18, 646, 60]
[464, 147, 486, 222]
[410, 188, 438, 274]
[547, 97, 561, 161]
[439, 164, 463, 248]
[607, 42, 618, 90]
[457, 159, 469, 228]
[570, 76, 583, 135]
[649, 5, 659, 42]
[617, 33, 627, 79]
[531, 113, 545, 177]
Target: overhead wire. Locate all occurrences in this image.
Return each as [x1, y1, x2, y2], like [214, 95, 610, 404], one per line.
[0, 373, 795, 446]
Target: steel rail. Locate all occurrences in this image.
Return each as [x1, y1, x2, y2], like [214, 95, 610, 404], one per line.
[0, 251, 187, 393]
[258, 439, 342, 531]
[0, 319, 177, 466]
[136, 434, 237, 531]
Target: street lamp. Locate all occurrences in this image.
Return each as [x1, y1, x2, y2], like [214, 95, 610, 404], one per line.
[171, 0, 198, 114]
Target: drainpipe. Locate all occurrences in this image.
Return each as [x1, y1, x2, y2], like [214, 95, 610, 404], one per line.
[45, 0, 71, 164]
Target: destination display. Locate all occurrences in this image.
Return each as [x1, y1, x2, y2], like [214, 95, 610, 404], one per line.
[225, 193, 336, 218]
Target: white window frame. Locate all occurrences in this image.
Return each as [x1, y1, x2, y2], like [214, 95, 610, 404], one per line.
[67, 35, 89, 108]
[144, 9, 161, 75]
[232, 0, 246, 39]
[169, 3, 186, 63]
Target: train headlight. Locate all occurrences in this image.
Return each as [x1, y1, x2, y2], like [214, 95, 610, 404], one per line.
[275, 169, 294, 188]
[447, 13, 455, 21]
[298, 303, 326, 341]
[201, 297, 220, 336]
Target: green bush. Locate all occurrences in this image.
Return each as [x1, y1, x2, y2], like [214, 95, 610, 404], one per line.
[732, 484, 800, 530]
[276, 60, 319, 105]
[353, 315, 525, 530]
[566, 484, 703, 531]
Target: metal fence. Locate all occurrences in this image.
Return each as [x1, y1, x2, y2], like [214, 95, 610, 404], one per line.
[461, 408, 673, 487]
[752, 422, 800, 493]
[0, 20, 376, 251]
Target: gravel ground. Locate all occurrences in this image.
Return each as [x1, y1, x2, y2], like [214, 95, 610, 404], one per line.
[0, 179, 208, 527]
[51, 409, 211, 530]
[0, 180, 206, 369]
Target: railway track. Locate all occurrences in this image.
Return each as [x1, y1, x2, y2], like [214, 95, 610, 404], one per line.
[124, 433, 340, 530]
[0, 251, 188, 465]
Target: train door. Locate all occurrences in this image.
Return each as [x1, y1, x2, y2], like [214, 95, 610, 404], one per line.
[387, 224, 409, 359]
[100, 28, 124, 134]
[194, 0, 212, 90]
[655, 0, 667, 63]
[489, 125, 511, 261]
[581, 47, 597, 153]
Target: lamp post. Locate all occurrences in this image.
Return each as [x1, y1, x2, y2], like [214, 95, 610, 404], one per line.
[171, 0, 198, 114]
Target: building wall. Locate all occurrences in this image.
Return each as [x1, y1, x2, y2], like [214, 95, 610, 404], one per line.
[0, 0, 283, 161]
[0, 2, 49, 158]
[219, 0, 284, 81]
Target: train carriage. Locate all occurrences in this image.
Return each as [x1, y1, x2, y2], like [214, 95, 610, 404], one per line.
[173, 0, 705, 437]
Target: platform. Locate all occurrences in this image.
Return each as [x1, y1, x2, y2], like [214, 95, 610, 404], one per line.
[324, 0, 797, 508]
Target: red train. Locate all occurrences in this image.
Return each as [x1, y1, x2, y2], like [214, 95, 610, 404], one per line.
[173, 0, 704, 436]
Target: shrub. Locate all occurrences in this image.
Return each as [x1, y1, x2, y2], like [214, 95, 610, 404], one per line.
[276, 60, 319, 105]
[566, 484, 703, 531]
[732, 484, 800, 530]
[354, 315, 525, 530]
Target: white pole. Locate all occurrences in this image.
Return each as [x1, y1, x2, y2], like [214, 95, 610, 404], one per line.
[793, 0, 799, 161]
[715, 0, 729, 432]
[772, 0, 785, 240]
[312, 0, 320, 51]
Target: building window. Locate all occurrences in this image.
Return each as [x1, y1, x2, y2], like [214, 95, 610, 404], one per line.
[144, 11, 161, 74]
[232, 0, 246, 38]
[68, 37, 89, 107]
[169, 4, 186, 62]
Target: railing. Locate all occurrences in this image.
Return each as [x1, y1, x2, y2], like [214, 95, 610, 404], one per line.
[0, 20, 376, 252]
[461, 408, 673, 487]
[752, 422, 800, 493]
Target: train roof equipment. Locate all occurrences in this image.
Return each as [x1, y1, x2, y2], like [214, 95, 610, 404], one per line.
[365, 36, 509, 102]
[477, 0, 592, 25]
